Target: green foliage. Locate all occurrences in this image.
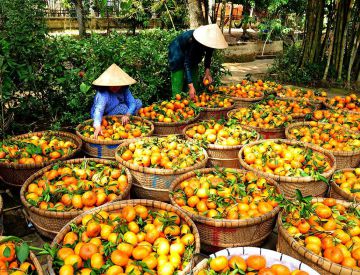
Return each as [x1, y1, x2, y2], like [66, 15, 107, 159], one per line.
[269, 44, 327, 85]
[118, 0, 153, 33]
[152, 0, 189, 29]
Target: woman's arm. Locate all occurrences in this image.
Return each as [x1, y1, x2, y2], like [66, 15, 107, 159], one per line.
[92, 91, 108, 127]
[124, 87, 137, 115]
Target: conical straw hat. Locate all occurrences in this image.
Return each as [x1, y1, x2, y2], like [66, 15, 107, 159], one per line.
[193, 24, 228, 49]
[92, 64, 136, 86]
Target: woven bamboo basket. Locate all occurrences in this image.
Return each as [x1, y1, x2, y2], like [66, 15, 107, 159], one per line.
[239, 139, 337, 198]
[115, 139, 208, 202]
[277, 197, 360, 275]
[285, 122, 360, 169]
[330, 168, 360, 202]
[48, 199, 201, 275]
[277, 96, 324, 110]
[183, 122, 260, 169]
[324, 101, 360, 115]
[169, 168, 282, 253]
[0, 131, 82, 188]
[0, 236, 44, 275]
[20, 158, 132, 239]
[199, 105, 235, 121]
[231, 94, 264, 108]
[227, 109, 288, 139]
[76, 115, 154, 159]
[153, 113, 201, 136]
[191, 247, 319, 275]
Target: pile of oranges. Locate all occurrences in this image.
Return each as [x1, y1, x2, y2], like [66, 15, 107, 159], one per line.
[283, 198, 360, 269]
[257, 98, 313, 117]
[230, 108, 292, 129]
[118, 135, 206, 170]
[24, 160, 129, 211]
[53, 205, 196, 275]
[312, 110, 360, 132]
[218, 80, 264, 99]
[332, 169, 360, 199]
[139, 95, 198, 123]
[172, 169, 278, 220]
[242, 140, 332, 177]
[185, 120, 258, 146]
[79, 116, 151, 140]
[327, 94, 360, 113]
[0, 133, 77, 165]
[193, 92, 234, 108]
[277, 88, 327, 102]
[199, 255, 309, 274]
[287, 121, 360, 151]
[0, 239, 37, 275]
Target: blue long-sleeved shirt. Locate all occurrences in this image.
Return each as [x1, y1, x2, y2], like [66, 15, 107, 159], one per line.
[168, 30, 213, 84]
[90, 87, 137, 127]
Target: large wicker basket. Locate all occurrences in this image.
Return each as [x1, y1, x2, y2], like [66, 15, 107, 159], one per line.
[277, 197, 360, 275]
[153, 113, 201, 136]
[199, 105, 235, 121]
[183, 122, 260, 169]
[324, 101, 360, 115]
[169, 168, 282, 253]
[231, 94, 264, 108]
[20, 158, 132, 239]
[115, 139, 208, 202]
[191, 247, 319, 275]
[330, 168, 360, 202]
[0, 236, 45, 275]
[48, 199, 201, 275]
[277, 96, 323, 110]
[0, 131, 82, 188]
[285, 122, 360, 169]
[76, 115, 154, 159]
[239, 139, 337, 198]
[227, 109, 287, 139]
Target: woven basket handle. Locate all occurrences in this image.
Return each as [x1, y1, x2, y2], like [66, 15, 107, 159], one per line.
[188, 252, 209, 274]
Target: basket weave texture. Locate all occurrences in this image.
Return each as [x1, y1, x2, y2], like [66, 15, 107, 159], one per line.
[324, 101, 360, 115]
[153, 113, 200, 136]
[199, 105, 235, 121]
[330, 168, 360, 202]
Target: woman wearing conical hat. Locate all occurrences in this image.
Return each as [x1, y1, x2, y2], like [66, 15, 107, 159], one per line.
[90, 64, 142, 138]
[168, 24, 228, 100]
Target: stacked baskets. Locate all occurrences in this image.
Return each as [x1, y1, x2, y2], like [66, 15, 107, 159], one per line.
[329, 168, 360, 202]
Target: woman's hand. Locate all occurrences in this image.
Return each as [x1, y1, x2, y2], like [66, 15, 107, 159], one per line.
[188, 83, 196, 100]
[203, 68, 213, 84]
[94, 125, 103, 139]
[122, 114, 130, 125]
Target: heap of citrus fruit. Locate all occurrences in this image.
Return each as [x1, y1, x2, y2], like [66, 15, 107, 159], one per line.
[138, 95, 198, 123]
[332, 168, 360, 199]
[118, 135, 206, 170]
[277, 88, 327, 102]
[287, 122, 360, 151]
[230, 108, 292, 129]
[172, 169, 278, 220]
[326, 94, 360, 113]
[218, 80, 264, 99]
[242, 140, 332, 177]
[185, 120, 258, 146]
[78, 116, 152, 140]
[53, 205, 196, 275]
[255, 98, 313, 117]
[193, 92, 234, 108]
[198, 255, 309, 274]
[312, 110, 360, 132]
[0, 238, 38, 275]
[283, 198, 360, 269]
[24, 160, 129, 211]
[0, 133, 77, 165]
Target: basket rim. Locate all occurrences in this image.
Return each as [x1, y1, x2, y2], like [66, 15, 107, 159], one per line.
[285, 121, 360, 156]
[330, 168, 360, 202]
[0, 131, 82, 169]
[20, 157, 133, 218]
[75, 115, 154, 145]
[278, 197, 360, 275]
[182, 121, 260, 150]
[169, 167, 282, 227]
[47, 199, 201, 275]
[114, 138, 208, 175]
[152, 112, 201, 126]
[238, 139, 337, 183]
[324, 101, 360, 115]
[276, 95, 324, 104]
[201, 103, 235, 112]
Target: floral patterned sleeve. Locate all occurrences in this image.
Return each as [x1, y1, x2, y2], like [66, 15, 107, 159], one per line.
[92, 91, 109, 127]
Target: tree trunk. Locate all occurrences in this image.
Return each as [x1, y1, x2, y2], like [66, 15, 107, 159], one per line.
[337, 0, 354, 81]
[203, 0, 209, 24]
[228, 2, 233, 35]
[347, 23, 360, 82]
[74, 0, 86, 37]
[220, 0, 226, 32]
[187, 0, 205, 28]
[320, 1, 334, 61]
